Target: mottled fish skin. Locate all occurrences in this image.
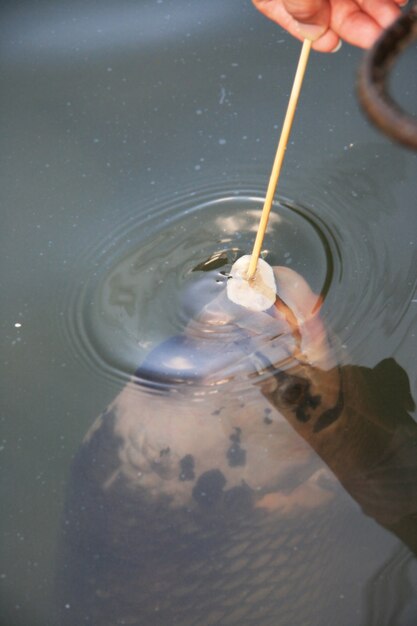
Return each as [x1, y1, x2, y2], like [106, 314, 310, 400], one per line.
[57, 266, 417, 625]
[261, 357, 417, 555]
[58, 399, 349, 626]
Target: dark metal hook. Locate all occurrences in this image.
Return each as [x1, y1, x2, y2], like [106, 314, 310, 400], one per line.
[357, 3, 417, 150]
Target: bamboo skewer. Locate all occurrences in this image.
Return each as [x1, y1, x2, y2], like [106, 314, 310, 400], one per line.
[246, 38, 312, 282]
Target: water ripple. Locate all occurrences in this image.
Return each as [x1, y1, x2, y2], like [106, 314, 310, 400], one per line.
[59, 165, 417, 385]
[59, 185, 339, 384]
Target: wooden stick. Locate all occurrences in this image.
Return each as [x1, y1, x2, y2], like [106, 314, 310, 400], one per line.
[246, 38, 312, 281]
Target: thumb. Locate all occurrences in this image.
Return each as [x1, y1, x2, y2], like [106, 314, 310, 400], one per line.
[282, 0, 330, 40]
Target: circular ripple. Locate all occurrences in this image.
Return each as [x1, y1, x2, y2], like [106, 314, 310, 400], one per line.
[61, 187, 340, 384]
[296, 156, 417, 362]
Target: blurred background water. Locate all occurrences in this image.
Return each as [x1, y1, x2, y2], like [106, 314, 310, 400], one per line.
[1, 1, 417, 624]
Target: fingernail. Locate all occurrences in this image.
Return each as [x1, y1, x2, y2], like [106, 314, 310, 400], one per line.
[331, 40, 342, 53]
[295, 22, 327, 41]
[399, 0, 408, 6]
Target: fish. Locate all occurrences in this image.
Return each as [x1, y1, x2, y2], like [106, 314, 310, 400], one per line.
[57, 266, 417, 625]
[261, 353, 417, 553]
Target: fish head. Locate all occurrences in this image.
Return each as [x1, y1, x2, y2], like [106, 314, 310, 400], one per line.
[112, 265, 344, 512]
[191, 264, 338, 381]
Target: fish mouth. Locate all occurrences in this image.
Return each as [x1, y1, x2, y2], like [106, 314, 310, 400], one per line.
[134, 284, 309, 392]
[134, 264, 335, 398]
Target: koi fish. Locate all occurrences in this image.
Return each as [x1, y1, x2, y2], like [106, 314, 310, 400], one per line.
[57, 266, 417, 625]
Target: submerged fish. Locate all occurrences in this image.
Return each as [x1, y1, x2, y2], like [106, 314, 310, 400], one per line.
[58, 266, 417, 626]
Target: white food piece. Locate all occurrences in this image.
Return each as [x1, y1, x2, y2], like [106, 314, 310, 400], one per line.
[227, 255, 277, 311]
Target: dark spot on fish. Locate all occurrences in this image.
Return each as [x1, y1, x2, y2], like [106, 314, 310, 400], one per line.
[277, 375, 323, 423]
[294, 393, 321, 422]
[223, 483, 253, 513]
[192, 469, 226, 506]
[160, 447, 170, 457]
[211, 408, 223, 416]
[230, 427, 241, 443]
[261, 365, 333, 426]
[179, 454, 195, 481]
[313, 387, 344, 433]
[264, 416, 273, 425]
[227, 428, 246, 467]
[227, 445, 246, 467]
[273, 375, 313, 422]
[295, 405, 311, 423]
[281, 377, 311, 405]
[309, 394, 321, 409]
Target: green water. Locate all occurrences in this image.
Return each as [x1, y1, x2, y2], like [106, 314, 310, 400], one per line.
[1, 1, 417, 624]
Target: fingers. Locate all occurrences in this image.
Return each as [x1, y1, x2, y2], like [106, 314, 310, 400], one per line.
[253, 0, 328, 40]
[329, 0, 401, 48]
[253, 0, 401, 51]
[309, 28, 341, 51]
[282, 0, 330, 38]
[253, 0, 341, 51]
[359, 0, 401, 29]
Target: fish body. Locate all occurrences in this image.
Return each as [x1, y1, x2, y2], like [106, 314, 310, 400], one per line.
[59, 386, 346, 626]
[57, 267, 417, 625]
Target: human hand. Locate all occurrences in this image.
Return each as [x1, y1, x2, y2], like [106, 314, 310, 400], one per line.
[253, 0, 403, 52]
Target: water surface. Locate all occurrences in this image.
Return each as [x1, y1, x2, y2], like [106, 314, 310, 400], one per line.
[1, 1, 417, 624]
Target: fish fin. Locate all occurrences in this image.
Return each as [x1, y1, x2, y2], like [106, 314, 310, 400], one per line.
[342, 359, 415, 434]
[373, 358, 415, 413]
[339, 360, 417, 529]
[255, 471, 334, 514]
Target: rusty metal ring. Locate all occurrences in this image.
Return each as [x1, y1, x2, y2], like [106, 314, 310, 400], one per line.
[357, 4, 417, 150]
